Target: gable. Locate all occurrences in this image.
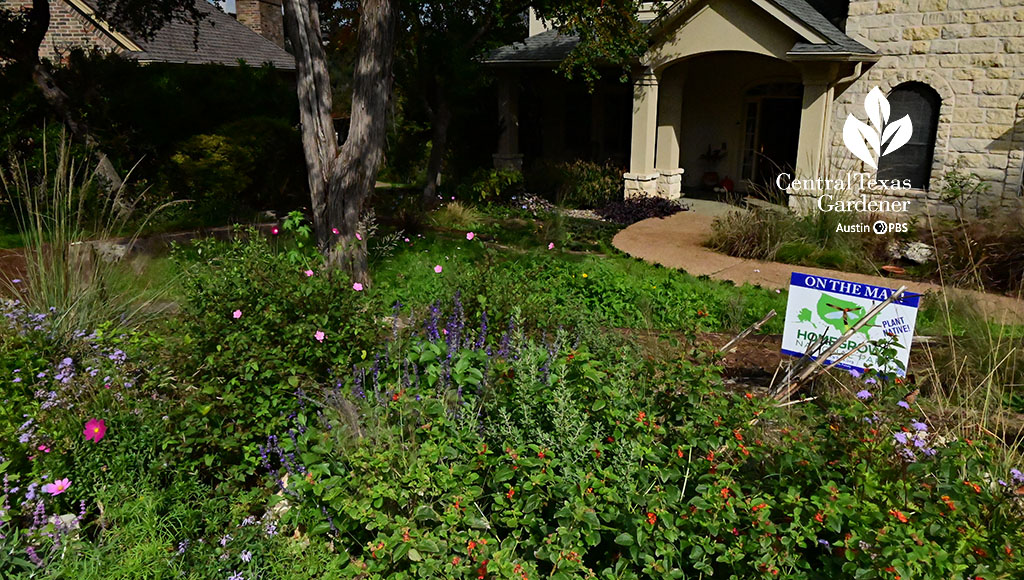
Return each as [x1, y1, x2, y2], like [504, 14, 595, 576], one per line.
[646, 0, 806, 70]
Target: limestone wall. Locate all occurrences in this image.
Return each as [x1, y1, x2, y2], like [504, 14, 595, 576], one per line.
[829, 0, 1024, 214]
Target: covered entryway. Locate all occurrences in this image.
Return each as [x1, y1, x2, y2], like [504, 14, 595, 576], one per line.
[654, 53, 804, 196]
[624, 0, 877, 201]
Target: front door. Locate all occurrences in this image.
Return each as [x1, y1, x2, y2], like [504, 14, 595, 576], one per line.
[741, 83, 802, 197]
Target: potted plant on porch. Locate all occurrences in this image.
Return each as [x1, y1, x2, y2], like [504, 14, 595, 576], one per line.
[699, 143, 727, 188]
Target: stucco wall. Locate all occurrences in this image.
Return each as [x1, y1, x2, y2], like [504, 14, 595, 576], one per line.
[673, 52, 800, 188]
[830, 0, 1024, 212]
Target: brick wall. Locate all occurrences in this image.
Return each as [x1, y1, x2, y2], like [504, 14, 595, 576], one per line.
[1, 0, 126, 61]
[832, 0, 1024, 212]
[236, 0, 284, 49]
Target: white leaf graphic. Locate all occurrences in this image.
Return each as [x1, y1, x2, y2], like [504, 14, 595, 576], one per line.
[880, 115, 913, 156]
[864, 87, 890, 134]
[843, 114, 880, 169]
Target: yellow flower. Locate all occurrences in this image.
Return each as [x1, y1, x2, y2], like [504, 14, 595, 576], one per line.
[582, 273, 588, 278]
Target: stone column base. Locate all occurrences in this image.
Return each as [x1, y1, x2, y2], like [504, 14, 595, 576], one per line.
[657, 169, 685, 200]
[624, 170, 686, 200]
[624, 172, 660, 198]
[492, 153, 524, 171]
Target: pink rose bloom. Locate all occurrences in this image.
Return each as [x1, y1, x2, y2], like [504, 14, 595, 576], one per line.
[332, 228, 340, 235]
[466, 232, 475, 240]
[353, 283, 364, 291]
[304, 270, 315, 277]
[84, 418, 107, 442]
[315, 330, 325, 342]
[43, 478, 70, 496]
[434, 265, 443, 274]
[232, 309, 242, 319]
[548, 243, 555, 250]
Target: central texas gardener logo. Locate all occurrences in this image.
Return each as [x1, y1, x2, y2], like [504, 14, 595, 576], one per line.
[843, 87, 914, 169]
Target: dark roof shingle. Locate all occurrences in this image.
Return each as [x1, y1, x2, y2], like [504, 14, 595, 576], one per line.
[483, 30, 579, 64]
[80, 0, 295, 69]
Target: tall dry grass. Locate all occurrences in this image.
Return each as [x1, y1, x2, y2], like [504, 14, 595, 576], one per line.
[0, 136, 178, 339]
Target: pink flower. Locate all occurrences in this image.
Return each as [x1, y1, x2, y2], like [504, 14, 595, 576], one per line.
[466, 232, 475, 240]
[43, 478, 70, 496]
[37, 444, 50, 453]
[271, 227, 280, 235]
[356, 233, 362, 241]
[352, 283, 364, 291]
[232, 309, 242, 319]
[304, 270, 314, 277]
[404, 238, 411, 243]
[548, 243, 555, 250]
[314, 330, 325, 342]
[332, 228, 340, 235]
[84, 418, 107, 442]
[434, 265, 443, 274]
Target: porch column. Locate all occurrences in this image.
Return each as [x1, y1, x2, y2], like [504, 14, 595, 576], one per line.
[655, 69, 685, 200]
[626, 68, 660, 197]
[793, 63, 839, 185]
[493, 71, 523, 171]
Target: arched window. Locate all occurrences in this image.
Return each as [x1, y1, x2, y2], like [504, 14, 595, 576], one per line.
[877, 82, 941, 190]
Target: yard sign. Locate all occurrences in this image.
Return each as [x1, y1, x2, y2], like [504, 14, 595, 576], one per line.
[781, 272, 920, 376]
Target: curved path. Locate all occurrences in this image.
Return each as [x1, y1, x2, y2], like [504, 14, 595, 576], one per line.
[612, 200, 1024, 324]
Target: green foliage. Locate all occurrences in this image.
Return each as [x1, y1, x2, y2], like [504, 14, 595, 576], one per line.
[163, 117, 306, 220]
[528, 160, 624, 209]
[458, 168, 524, 204]
[272, 315, 1024, 579]
[429, 201, 483, 230]
[937, 158, 991, 220]
[165, 226, 385, 482]
[707, 208, 888, 273]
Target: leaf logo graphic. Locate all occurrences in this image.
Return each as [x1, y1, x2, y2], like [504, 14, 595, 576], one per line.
[843, 87, 913, 169]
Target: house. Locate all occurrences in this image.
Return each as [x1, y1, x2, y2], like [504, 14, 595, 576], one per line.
[3, 0, 294, 70]
[486, 0, 1024, 214]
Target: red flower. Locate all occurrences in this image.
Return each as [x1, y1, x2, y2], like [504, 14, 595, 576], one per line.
[752, 503, 768, 512]
[677, 447, 684, 458]
[964, 480, 981, 493]
[733, 430, 744, 442]
[646, 512, 657, 525]
[814, 511, 824, 523]
[506, 487, 515, 499]
[636, 411, 646, 422]
[468, 540, 477, 551]
[538, 451, 545, 458]
[720, 487, 732, 499]
[744, 393, 754, 400]
[889, 509, 909, 523]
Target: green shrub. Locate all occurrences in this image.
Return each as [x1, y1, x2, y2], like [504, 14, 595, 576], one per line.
[267, 304, 1024, 579]
[457, 168, 523, 204]
[165, 226, 385, 482]
[526, 160, 624, 208]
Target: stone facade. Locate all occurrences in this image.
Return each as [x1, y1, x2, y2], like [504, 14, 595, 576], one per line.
[826, 0, 1024, 214]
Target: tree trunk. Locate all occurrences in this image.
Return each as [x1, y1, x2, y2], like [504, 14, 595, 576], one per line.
[421, 89, 452, 209]
[284, 0, 395, 285]
[31, 64, 123, 190]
